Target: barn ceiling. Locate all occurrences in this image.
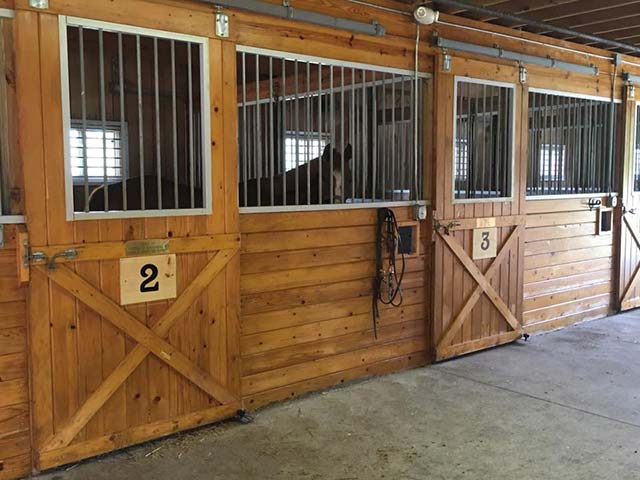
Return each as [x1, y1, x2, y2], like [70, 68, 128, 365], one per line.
[408, 0, 640, 54]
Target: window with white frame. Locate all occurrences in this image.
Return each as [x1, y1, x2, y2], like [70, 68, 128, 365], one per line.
[284, 132, 329, 171]
[70, 122, 126, 183]
[237, 48, 426, 209]
[539, 144, 566, 182]
[454, 78, 514, 201]
[61, 17, 211, 218]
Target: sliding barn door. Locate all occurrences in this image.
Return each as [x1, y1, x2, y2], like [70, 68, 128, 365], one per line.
[432, 57, 526, 361]
[618, 87, 640, 311]
[17, 11, 241, 471]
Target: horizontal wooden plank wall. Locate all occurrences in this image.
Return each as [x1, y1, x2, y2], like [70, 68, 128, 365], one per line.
[0, 225, 31, 480]
[523, 197, 615, 333]
[239, 207, 430, 410]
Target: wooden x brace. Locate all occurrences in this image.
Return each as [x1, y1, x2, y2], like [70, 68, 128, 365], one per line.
[621, 216, 640, 305]
[437, 226, 523, 351]
[39, 249, 238, 452]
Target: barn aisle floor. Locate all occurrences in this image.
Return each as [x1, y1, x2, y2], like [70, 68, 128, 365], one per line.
[38, 314, 640, 480]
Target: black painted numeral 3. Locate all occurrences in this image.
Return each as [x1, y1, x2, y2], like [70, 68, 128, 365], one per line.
[481, 232, 490, 251]
[140, 264, 160, 293]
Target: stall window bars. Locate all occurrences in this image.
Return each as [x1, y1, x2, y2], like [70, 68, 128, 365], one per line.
[60, 17, 212, 220]
[237, 47, 426, 209]
[454, 78, 514, 201]
[527, 90, 619, 197]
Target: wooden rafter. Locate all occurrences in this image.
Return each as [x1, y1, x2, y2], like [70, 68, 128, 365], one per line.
[436, 226, 523, 353]
[39, 248, 239, 452]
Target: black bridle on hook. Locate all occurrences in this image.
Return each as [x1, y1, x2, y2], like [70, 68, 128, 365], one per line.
[373, 208, 406, 339]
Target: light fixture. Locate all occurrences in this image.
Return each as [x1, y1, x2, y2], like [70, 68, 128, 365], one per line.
[414, 5, 439, 25]
[29, 0, 49, 8]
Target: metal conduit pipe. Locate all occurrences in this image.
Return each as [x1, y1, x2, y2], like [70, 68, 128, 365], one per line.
[430, 0, 640, 55]
[197, 0, 386, 36]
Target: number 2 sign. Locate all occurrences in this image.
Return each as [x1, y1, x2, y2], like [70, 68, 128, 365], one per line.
[472, 227, 498, 260]
[120, 254, 177, 306]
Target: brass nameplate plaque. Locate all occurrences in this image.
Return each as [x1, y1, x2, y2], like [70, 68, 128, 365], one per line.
[476, 217, 496, 229]
[125, 239, 169, 257]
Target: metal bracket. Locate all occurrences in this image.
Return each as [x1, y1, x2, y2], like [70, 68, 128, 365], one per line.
[215, 9, 230, 38]
[233, 409, 254, 424]
[47, 249, 78, 270]
[442, 51, 451, 72]
[519, 65, 527, 84]
[587, 198, 602, 211]
[29, 0, 48, 8]
[434, 219, 459, 236]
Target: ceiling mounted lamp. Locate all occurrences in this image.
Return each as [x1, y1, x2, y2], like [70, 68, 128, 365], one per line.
[414, 5, 439, 25]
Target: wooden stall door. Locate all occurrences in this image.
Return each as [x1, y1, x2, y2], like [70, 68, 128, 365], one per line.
[432, 57, 526, 361]
[618, 89, 640, 311]
[16, 11, 241, 471]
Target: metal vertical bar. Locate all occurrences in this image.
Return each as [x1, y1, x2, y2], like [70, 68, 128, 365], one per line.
[497, 86, 504, 196]
[241, 52, 248, 207]
[480, 84, 487, 198]
[390, 74, 396, 198]
[306, 61, 311, 205]
[99, 29, 109, 211]
[399, 76, 405, 197]
[371, 71, 378, 201]
[255, 54, 262, 206]
[154, 38, 162, 210]
[488, 85, 494, 197]
[503, 87, 510, 197]
[330, 65, 335, 204]
[409, 72, 414, 200]
[361, 69, 367, 201]
[381, 72, 387, 200]
[351, 68, 356, 202]
[269, 57, 275, 206]
[340, 66, 345, 204]
[188, 44, 195, 208]
[318, 63, 322, 204]
[294, 60, 300, 206]
[281, 58, 287, 206]
[78, 27, 89, 212]
[171, 40, 178, 208]
[136, 35, 145, 210]
[118, 32, 126, 211]
[455, 79, 461, 198]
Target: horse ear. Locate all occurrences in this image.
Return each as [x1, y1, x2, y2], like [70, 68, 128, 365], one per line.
[322, 143, 332, 159]
[343, 144, 353, 160]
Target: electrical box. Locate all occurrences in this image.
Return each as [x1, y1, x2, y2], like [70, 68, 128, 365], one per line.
[397, 222, 420, 256]
[414, 204, 428, 221]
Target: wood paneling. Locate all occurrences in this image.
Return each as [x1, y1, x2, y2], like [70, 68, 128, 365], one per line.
[523, 197, 615, 333]
[239, 207, 430, 410]
[0, 226, 31, 480]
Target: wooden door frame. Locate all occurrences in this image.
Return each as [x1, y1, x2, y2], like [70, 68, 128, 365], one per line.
[431, 55, 527, 361]
[617, 87, 640, 311]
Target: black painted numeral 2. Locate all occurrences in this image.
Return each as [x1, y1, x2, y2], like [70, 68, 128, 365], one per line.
[140, 264, 160, 293]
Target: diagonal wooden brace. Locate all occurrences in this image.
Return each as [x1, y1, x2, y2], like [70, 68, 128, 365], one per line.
[437, 226, 523, 351]
[40, 249, 238, 452]
[621, 217, 640, 305]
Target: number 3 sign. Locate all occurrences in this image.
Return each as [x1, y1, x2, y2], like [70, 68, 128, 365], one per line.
[472, 227, 498, 260]
[120, 254, 177, 306]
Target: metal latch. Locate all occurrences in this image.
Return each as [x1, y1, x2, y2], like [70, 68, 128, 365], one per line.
[23, 243, 79, 270]
[0, 225, 3, 248]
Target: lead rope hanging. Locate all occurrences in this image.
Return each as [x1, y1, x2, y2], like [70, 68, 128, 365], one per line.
[373, 208, 406, 339]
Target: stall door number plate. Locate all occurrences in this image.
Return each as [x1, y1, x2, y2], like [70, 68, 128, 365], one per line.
[473, 227, 497, 260]
[120, 254, 177, 305]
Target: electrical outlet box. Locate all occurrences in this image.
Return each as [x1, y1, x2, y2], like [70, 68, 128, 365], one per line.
[414, 205, 428, 221]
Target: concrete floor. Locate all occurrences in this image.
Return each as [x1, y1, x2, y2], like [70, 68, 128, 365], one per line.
[38, 313, 640, 480]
